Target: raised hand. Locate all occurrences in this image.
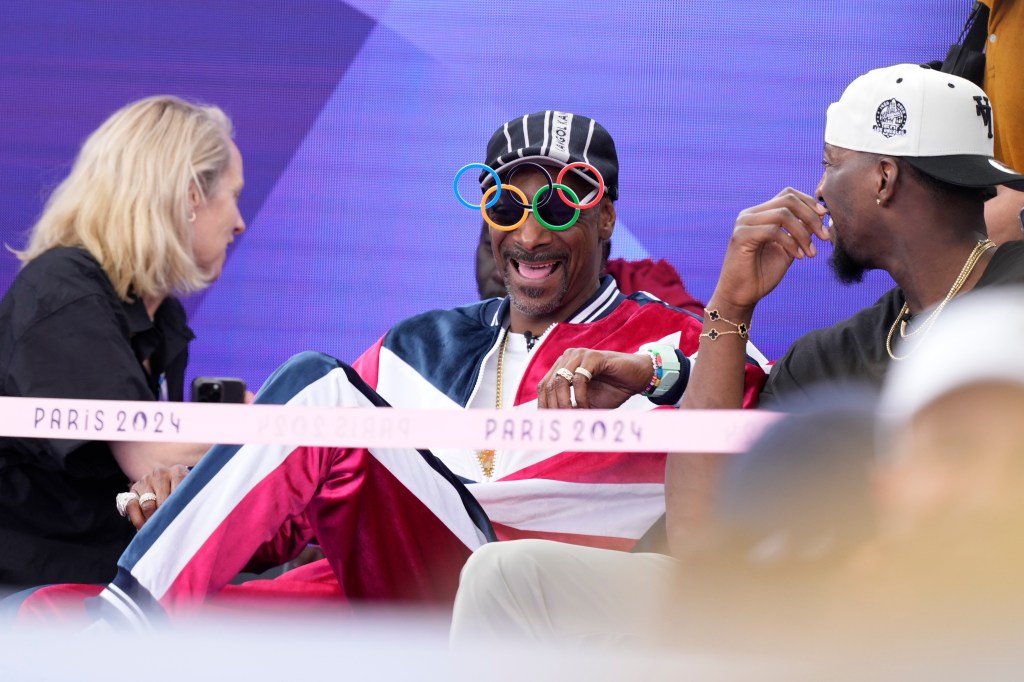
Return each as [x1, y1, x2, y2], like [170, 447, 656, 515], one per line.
[713, 187, 830, 314]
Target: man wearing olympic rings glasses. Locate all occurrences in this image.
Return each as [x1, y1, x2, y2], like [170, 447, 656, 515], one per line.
[451, 66, 1024, 647]
[475, 217, 707, 317]
[18, 111, 769, 625]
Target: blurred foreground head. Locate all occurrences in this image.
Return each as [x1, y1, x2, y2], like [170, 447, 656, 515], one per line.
[688, 288, 1024, 666]
[671, 307, 1024, 667]
[869, 287, 1024, 643]
[878, 286, 1024, 537]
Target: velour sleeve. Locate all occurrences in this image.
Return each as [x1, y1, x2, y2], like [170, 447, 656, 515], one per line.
[5, 293, 154, 474]
[351, 335, 386, 391]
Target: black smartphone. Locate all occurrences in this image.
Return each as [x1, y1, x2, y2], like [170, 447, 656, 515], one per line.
[191, 377, 247, 403]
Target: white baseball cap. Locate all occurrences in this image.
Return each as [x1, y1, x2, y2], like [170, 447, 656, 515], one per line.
[825, 64, 1024, 190]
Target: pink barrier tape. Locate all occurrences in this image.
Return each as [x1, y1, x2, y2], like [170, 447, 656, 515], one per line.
[0, 397, 783, 453]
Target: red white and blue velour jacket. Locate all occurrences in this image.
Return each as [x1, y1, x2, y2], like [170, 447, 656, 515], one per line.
[354, 275, 769, 550]
[41, 276, 768, 622]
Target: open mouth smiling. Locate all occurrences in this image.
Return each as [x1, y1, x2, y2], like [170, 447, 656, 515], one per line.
[511, 258, 563, 281]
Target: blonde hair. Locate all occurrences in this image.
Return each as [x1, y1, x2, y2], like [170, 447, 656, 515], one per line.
[15, 95, 235, 301]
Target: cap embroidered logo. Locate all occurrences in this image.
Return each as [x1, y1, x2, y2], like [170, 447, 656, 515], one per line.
[973, 95, 993, 139]
[873, 98, 908, 139]
[550, 112, 572, 160]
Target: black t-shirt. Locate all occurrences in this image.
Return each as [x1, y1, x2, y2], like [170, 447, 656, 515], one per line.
[761, 241, 1024, 407]
[0, 247, 193, 586]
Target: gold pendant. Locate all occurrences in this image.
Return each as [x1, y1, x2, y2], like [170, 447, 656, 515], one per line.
[477, 449, 495, 479]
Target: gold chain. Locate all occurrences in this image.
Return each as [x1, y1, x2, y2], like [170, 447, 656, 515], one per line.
[476, 330, 509, 480]
[886, 239, 995, 361]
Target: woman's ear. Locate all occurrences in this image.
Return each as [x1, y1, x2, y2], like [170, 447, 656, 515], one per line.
[188, 183, 202, 211]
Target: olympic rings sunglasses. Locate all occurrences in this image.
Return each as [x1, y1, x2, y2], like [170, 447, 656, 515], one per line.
[454, 161, 605, 232]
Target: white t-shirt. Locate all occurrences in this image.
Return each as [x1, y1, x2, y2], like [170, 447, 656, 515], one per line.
[468, 331, 533, 412]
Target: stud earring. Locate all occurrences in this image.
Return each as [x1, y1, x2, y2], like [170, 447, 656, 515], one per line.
[876, 198, 881, 206]
[188, 210, 197, 222]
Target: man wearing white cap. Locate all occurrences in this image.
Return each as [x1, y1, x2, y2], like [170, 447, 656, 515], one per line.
[451, 64, 1024, 644]
[670, 63, 1024, 552]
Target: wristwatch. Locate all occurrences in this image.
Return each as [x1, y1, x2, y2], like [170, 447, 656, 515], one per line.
[638, 342, 682, 400]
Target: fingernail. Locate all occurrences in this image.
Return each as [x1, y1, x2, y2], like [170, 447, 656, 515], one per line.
[808, 242, 817, 257]
[796, 248, 806, 259]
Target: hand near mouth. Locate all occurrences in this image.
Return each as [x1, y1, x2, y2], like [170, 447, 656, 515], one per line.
[711, 187, 830, 316]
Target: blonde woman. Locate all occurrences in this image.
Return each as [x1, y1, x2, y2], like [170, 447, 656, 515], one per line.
[0, 96, 245, 587]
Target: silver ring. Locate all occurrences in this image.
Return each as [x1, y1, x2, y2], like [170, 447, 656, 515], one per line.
[573, 367, 593, 381]
[116, 492, 139, 517]
[555, 368, 575, 384]
[138, 492, 159, 507]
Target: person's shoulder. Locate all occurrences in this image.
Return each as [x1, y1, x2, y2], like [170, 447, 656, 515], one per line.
[17, 247, 111, 296]
[763, 288, 901, 402]
[2, 247, 118, 328]
[0, 248, 124, 355]
[993, 240, 1024, 257]
[396, 298, 498, 327]
[24, 245, 100, 271]
[381, 299, 501, 389]
[616, 290, 704, 336]
[624, 290, 703, 321]
[607, 257, 706, 314]
[986, 240, 1024, 282]
[387, 298, 500, 342]
[795, 287, 901, 345]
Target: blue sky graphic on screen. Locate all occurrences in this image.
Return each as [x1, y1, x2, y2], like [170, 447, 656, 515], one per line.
[0, 0, 965, 390]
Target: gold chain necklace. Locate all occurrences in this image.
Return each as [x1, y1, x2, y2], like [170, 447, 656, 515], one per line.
[476, 330, 509, 480]
[886, 239, 995, 361]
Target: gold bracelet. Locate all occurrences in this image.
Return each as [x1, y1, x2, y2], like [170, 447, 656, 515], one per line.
[702, 308, 750, 340]
[700, 329, 748, 341]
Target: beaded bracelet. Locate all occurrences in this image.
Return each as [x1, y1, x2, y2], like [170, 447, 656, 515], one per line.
[641, 347, 664, 397]
[700, 308, 750, 341]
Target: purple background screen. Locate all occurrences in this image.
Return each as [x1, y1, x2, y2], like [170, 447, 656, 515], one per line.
[0, 1, 965, 392]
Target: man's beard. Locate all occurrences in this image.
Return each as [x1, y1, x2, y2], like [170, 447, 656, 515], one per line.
[501, 259, 570, 318]
[829, 235, 866, 284]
